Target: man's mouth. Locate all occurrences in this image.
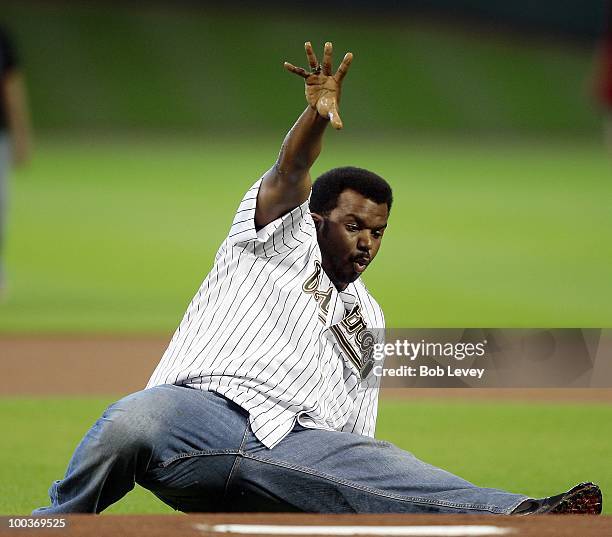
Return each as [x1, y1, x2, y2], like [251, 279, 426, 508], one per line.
[352, 256, 370, 274]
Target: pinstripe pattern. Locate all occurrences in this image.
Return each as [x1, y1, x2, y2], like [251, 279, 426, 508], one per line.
[147, 179, 385, 448]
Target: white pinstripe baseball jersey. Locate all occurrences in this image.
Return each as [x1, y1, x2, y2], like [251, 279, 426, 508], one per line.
[147, 178, 385, 448]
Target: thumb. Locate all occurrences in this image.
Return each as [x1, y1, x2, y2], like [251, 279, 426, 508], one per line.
[328, 103, 343, 130]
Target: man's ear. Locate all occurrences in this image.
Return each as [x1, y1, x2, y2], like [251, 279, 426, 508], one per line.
[311, 212, 325, 232]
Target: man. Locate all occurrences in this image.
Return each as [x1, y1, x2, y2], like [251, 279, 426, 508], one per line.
[34, 42, 601, 516]
[0, 25, 31, 297]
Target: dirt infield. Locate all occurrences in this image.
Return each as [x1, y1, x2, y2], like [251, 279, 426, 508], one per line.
[1, 513, 611, 537]
[1, 336, 611, 401]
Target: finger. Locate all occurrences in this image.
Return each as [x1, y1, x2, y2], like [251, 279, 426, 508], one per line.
[335, 52, 353, 82]
[304, 41, 318, 71]
[322, 42, 333, 75]
[283, 62, 309, 79]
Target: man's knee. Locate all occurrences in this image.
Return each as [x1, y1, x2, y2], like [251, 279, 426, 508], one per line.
[94, 388, 172, 453]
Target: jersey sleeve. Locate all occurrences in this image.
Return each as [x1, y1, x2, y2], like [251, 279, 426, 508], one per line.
[226, 178, 315, 256]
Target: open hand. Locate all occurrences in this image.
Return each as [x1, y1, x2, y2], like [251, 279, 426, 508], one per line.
[284, 42, 353, 129]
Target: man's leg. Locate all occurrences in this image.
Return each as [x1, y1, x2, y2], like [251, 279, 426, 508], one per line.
[228, 423, 528, 514]
[33, 386, 250, 514]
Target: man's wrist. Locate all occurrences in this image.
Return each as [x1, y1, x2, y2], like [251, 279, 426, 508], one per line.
[306, 105, 328, 127]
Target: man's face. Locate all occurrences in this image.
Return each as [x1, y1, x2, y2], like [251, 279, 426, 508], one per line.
[313, 189, 389, 291]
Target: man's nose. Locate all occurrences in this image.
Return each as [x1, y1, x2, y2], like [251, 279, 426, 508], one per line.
[357, 230, 372, 251]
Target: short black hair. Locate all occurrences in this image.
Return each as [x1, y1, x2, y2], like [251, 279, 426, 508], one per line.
[310, 166, 393, 215]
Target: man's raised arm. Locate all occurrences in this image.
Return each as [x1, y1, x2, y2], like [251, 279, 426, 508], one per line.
[255, 42, 353, 228]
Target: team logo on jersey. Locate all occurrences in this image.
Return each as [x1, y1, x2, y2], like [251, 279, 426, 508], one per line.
[303, 261, 375, 379]
[302, 260, 332, 324]
[331, 304, 375, 379]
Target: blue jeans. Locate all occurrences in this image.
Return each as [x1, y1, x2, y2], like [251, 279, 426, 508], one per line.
[33, 385, 527, 514]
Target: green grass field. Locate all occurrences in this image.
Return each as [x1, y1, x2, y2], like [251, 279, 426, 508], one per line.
[0, 397, 609, 515]
[1, 135, 610, 331]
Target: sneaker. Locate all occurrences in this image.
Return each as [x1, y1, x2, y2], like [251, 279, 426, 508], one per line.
[513, 482, 602, 515]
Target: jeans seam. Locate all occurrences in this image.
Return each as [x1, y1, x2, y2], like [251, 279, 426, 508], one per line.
[223, 423, 250, 500]
[243, 453, 509, 513]
[159, 449, 240, 468]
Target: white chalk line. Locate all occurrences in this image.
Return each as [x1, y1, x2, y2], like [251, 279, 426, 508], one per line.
[193, 523, 515, 537]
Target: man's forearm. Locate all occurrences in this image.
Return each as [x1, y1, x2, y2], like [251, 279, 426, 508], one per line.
[255, 42, 350, 228]
[275, 106, 329, 179]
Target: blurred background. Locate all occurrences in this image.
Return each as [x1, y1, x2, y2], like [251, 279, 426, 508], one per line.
[2, 1, 612, 516]
[0, 0, 610, 331]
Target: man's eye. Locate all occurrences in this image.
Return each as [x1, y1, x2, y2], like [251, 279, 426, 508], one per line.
[372, 231, 382, 238]
[346, 224, 359, 232]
